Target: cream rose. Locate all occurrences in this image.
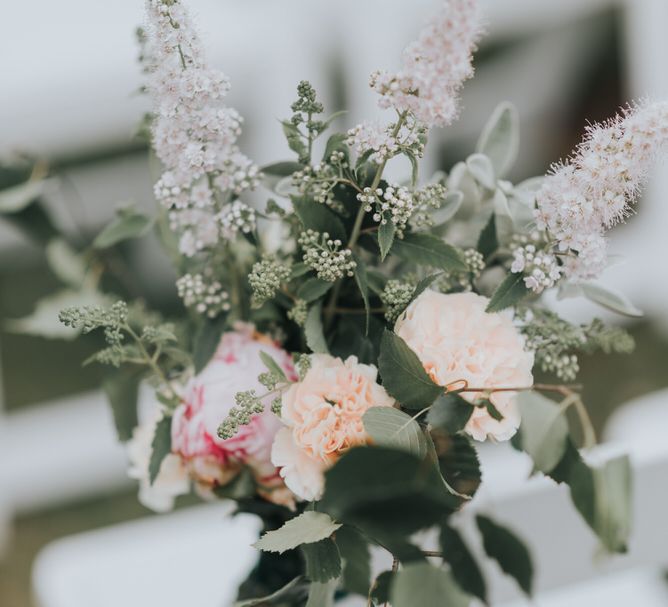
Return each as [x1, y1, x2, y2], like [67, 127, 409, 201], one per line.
[395, 290, 534, 441]
[171, 322, 297, 507]
[271, 354, 395, 501]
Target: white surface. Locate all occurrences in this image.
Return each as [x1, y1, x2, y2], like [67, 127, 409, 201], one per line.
[32, 503, 262, 607]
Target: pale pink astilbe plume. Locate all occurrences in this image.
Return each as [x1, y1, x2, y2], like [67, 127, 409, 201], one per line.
[144, 0, 259, 257]
[370, 0, 483, 128]
[536, 101, 668, 279]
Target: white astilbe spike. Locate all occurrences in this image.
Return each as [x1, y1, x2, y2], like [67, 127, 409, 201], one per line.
[536, 100, 668, 279]
[143, 0, 258, 256]
[370, 0, 483, 128]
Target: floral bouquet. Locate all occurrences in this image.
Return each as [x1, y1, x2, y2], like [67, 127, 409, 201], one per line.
[45, 0, 666, 604]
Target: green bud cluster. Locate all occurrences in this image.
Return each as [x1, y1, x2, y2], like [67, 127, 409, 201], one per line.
[249, 257, 292, 307]
[381, 280, 415, 323]
[298, 229, 356, 282]
[291, 80, 325, 138]
[288, 299, 308, 326]
[59, 301, 129, 346]
[217, 390, 265, 440]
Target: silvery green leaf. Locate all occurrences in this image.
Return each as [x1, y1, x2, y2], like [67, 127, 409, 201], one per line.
[580, 283, 643, 318]
[93, 206, 153, 249]
[431, 191, 463, 225]
[45, 239, 87, 288]
[557, 282, 584, 300]
[447, 162, 481, 217]
[0, 179, 45, 213]
[275, 175, 299, 197]
[476, 101, 520, 178]
[260, 161, 303, 190]
[254, 511, 342, 554]
[363, 407, 429, 459]
[517, 392, 569, 474]
[466, 153, 496, 190]
[493, 188, 514, 245]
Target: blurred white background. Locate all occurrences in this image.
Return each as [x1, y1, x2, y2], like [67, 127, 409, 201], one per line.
[1, 1, 668, 606]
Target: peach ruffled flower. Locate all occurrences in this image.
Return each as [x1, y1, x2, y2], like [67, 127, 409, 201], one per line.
[171, 322, 297, 507]
[271, 354, 395, 501]
[395, 290, 534, 441]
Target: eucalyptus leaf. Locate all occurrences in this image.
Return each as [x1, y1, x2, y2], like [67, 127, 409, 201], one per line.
[378, 330, 442, 409]
[580, 283, 643, 318]
[255, 512, 342, 554]
[431, 190, 463, 226]
[0, 178, 44, 213]
[392, 232, 467, 273]
[476, 102, 520, 177]
[363, 407, 429, 458]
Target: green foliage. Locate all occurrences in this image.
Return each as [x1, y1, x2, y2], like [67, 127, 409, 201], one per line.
[476, 515, 533, 596]
[235, 577, 308, 607]
[255, 511, 342, 554]
[301, 538, 342, 582]
[378, 220, 396, 260]
[579, 282, 643, 318]
[427, 394, 473, 434]
[297, 277, 333, 302]
[305, 580, 338, 607]
[192, 315, 227, 373]
[440, 524, 488, 603]
[335, 526, 371, 596]
[391, 562, 470, 607]
[378, 330, 442, 409]
[486, 272, 530, 312]
[477, 212, 498, 261]
[305, 303, 328, 353]
[432, 433, 482, 498]
[148, 415, 172, 485]
[293, 197, 347, 242]
[93, 205, 153, 249]
[363, 407, 430, 458]
[102, 368, 141, 442]
[392, 232, 468, 273]
[476, 101, 520, 178]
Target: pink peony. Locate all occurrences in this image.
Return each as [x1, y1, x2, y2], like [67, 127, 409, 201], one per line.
[171, 322, 296, 506]
[395, 290, 534, 442]
[271, 354, 395, 501]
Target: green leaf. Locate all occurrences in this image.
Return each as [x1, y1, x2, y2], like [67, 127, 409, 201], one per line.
[0, 178, 44, 213]
[378, 220, 396, 261]
[320, 446, 458, 536]
[431, 191, 463, 226]
[323, 132, 350, 164]
[297, 277, 333, 302]
[45, 239, 87, 288]
[477, 212, 498, 261]
[291, 261, 311, 278]
[378, 330, 442, 410]
[282, 121, 308, 160]
[440, 525, 488, 604]
[293, 197, 346, 242]
[304, 303, 328, 354]
[407, 152, 419, 187]
[466, 153, 496, 190]
[427, 394, 473, 434]
[363, 407, 429, 459]
[485, 400, 504, 421]
[235, 577, 308, 607]
[516, 391, 569, 474]
[433, 433, 482, 498]
[486, 272, 530, 312]
[391, 562, 470, 607]
[335, 526, 371, 596]
[305, 580, 338, 607]
[476, 515, 533, 596]
[255, 511, 342, 554]
[259, 351, 288, 382]
[392, 232, 467, 273]
[580, 283, 643, 318]
[193, 315, 226, 373]
[476, 101, 520, 178]
[301, 538, 342, 582]
[148, 416, 172, 485]
[261, 161, 304, 190]
[370, 570, 394, 605]
[410, 273, 441, 304]
[102, 368, 141, 442]
[352, 255, 370, 334]
[93, 206, 153, 249]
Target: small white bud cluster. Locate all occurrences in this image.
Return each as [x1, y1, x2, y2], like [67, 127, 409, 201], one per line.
[381, 280, 415, 323]
[216, 199, 256, 239]
[347, 116, 426, 164]
[292, 155, 346, 210]
[510, 243, 562, 294]
[411, 183, 448, 229]
[176, 273, 231, 318]
[298, 229, 356, 282]
[287, 299, 308, 326]
[249, 257, 292, 307]
[464, 249, 485, 276]
[540, 352, 580, 382]
[357, 184, 416, 236]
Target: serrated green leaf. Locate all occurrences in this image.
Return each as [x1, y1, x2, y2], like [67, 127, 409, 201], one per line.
[477, 212, 498, 261]
[255, 511, 342, 554]
[282, 120, 308, 159]
[580, 283, 643, 318]
[102, 368, 141, 442]
[301, 538, 342, 582]
[486, 272, 530, 312]
[296, 277, 333, 302]
[476, 515, 533, 596]
[392, 232, 467, 273]
[378, 220, 396, 261]
[363, 407, 429, 459]
[336, 526, 371, 596]
[378, 330, 442, 410]
[427, 394, 473, 434]
[93, 206, 153, 249]
[476, 101, 520, 177]
[305, 303, 328, 354]
[148, 416, 172, 485]
[440, 524, 488, 604]
[516, 391, 569, 473]
[293, 197, 346, 242]
[193, 315, 226, 373]
[391, 562, 470, 607]
[410, 274, 441, 304]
